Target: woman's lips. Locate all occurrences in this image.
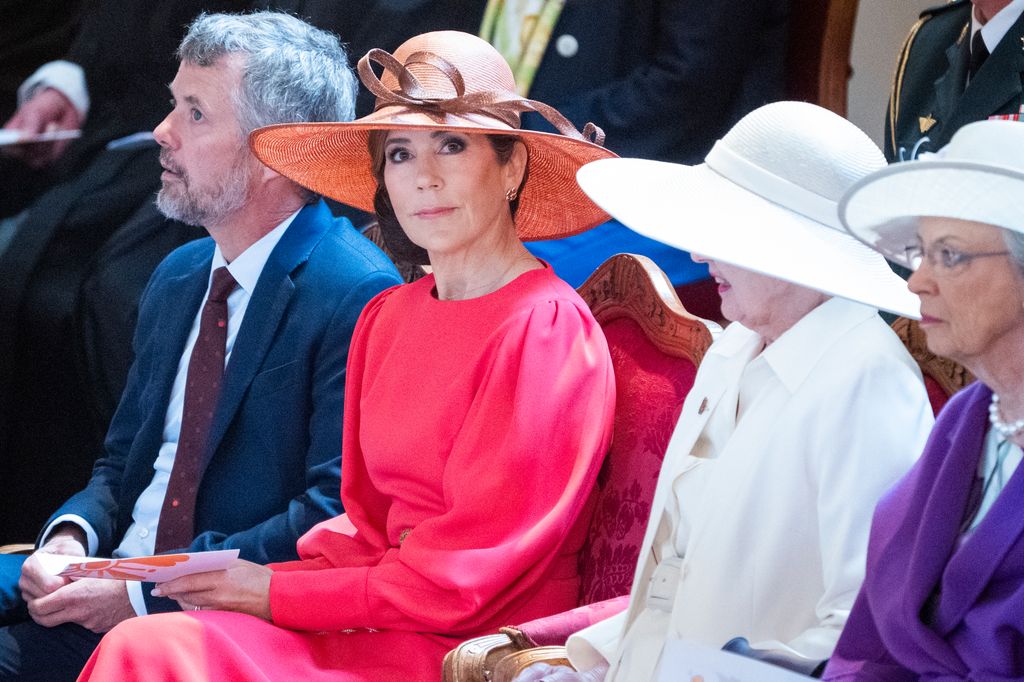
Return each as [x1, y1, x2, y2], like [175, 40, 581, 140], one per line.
[710, 273, 730, 295]
[413, 207, 455, 219]
[919, 314, 942, 325]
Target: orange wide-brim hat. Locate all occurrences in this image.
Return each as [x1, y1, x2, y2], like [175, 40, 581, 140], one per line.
[249, 30, 617, 241]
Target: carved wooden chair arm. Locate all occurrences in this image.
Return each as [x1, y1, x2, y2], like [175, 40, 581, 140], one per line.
[492, 646, 573, 682]
[442, 632, 522, 682]
[0, 544, 34, 555]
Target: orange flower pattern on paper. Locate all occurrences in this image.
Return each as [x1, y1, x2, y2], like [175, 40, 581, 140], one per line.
[60, 554, 193, 581]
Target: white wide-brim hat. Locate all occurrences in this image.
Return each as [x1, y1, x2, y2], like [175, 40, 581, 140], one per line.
[840, 119, 1024, 268]
[576, 101, 921, 318]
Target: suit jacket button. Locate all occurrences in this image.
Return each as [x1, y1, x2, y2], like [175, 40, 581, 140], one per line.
[556, 34, 579, 58]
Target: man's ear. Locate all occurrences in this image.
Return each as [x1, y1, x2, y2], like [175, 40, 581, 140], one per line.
[258, 161, 280, 185]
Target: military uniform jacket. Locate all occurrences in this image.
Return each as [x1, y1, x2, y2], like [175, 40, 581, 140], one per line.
[885, 0, 1024, 162]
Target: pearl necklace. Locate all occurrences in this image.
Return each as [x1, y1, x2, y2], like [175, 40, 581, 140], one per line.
[988, 393, 1024, 439]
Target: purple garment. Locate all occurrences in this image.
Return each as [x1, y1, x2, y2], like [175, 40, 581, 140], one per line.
[824, 382, 1024, 681]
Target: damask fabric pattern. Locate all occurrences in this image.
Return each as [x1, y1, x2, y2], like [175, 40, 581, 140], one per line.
[578, 317, 696, 605]
[924, 376, 952, 415]
[519, 596, 631, 648]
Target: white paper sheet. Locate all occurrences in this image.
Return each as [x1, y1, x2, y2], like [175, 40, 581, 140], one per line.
[0, 129, 82, 146]
[35, 549, 239, 583]
[656, 639, 811, 682]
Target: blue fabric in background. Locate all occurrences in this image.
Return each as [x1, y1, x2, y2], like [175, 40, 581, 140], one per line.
[525, 219, 709, 288]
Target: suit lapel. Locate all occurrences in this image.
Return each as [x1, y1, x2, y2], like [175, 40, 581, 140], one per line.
[146, 249, 213, 416]
[931, 408, 1024, 635]
[931, 24, 970, 144]
[951, 13, 1024, 131]
[883, 385, 988, 669]
[202, 202, 331, 467]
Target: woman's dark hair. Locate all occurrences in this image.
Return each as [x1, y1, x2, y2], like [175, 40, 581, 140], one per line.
[367, 131, 528, 266]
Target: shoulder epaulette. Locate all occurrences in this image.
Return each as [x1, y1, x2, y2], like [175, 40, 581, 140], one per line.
[887, 1, 969, 156]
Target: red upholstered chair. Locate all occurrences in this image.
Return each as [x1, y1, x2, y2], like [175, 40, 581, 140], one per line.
[890, 317, 973, 415]
[442, 254, 716, 682]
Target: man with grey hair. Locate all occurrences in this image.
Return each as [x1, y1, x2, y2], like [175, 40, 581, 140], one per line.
[0, 11, 400, 680]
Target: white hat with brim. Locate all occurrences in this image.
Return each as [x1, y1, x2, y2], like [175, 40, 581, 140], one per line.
[576, 102, 921, 319]
[841, 119, 1024, 269]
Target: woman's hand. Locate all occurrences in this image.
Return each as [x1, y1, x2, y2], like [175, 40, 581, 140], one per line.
[152, 559, 273, 621]
[513, 662, 609, 681]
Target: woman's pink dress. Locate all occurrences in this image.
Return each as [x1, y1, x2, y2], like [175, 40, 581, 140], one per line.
[78, 266, 615, 681]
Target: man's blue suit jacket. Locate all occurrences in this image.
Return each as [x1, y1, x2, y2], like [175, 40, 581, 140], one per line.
[44, 200, 401, 612]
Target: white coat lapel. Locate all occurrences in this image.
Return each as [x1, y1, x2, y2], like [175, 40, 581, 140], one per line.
[621, 325, 763, 628]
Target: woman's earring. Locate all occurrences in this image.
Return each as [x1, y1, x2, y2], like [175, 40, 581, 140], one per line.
[505, 188, 518, 202]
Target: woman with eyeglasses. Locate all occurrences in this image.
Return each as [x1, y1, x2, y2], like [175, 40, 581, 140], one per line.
[823, 120, 1024, 680]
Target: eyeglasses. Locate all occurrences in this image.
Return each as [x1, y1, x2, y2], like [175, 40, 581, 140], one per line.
[905, 241, 1009, 276]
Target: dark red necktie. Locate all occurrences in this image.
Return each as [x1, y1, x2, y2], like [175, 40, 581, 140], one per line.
[155, 266, 237, 553]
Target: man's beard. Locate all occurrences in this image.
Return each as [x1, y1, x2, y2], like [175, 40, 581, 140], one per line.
[156, 149, 254, 227]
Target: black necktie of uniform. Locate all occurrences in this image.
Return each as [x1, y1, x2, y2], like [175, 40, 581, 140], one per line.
[969, 30, 990, 82]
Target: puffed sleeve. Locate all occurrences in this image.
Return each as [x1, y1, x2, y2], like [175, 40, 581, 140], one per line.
[268, 297, 615, 634]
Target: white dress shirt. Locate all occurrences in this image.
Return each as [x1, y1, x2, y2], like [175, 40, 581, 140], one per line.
[964, 428, 1023, 537]
[972, 0, 1024, 53]
[42, 210, 297, 615]
[567, 297, 935, 681]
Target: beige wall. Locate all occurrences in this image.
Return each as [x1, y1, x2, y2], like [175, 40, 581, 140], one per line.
[847, 0, 940, 146]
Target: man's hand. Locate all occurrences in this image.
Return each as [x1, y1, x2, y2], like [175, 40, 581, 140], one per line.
[2, 87, 82, 167]
[153, 559, 273, 621]
[513, 662, 609, 681]
[26, 579, 134, 633]
[19, 528, 86, 602]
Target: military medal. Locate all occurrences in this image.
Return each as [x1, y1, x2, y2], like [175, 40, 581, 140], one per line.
[919, 115, 937, 133]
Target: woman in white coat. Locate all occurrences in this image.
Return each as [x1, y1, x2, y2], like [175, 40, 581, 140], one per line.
[516, 102, 935, 682]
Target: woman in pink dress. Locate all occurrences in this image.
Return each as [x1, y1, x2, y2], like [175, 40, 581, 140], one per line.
[77, 30, 617, 681]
